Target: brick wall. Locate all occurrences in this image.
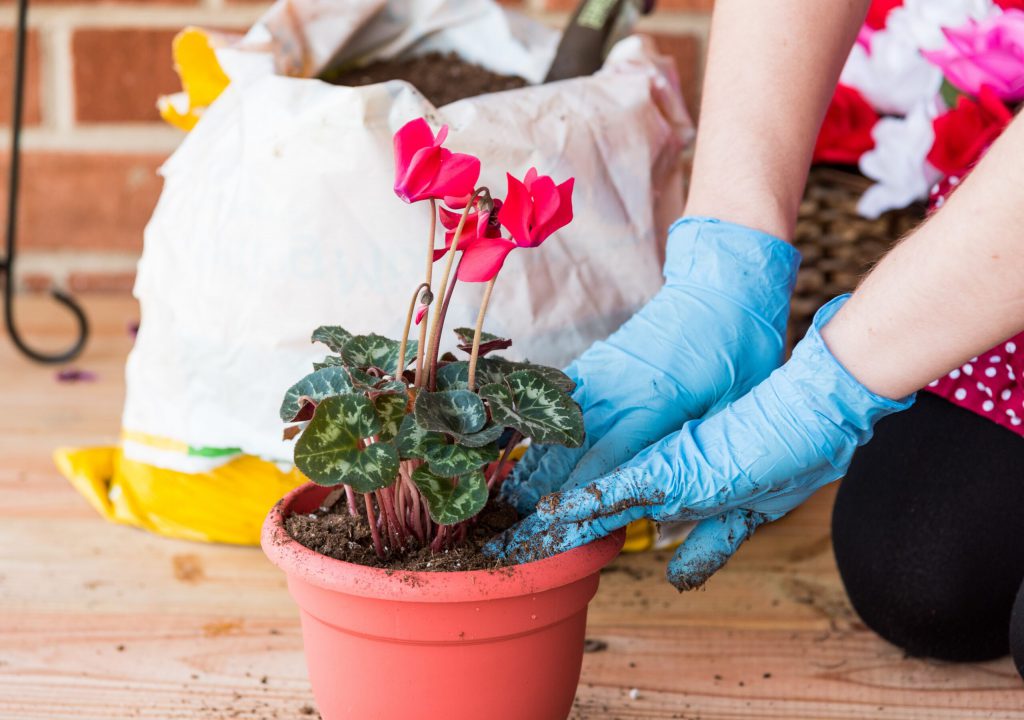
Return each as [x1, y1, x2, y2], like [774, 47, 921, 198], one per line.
[1, 0, 712, 293]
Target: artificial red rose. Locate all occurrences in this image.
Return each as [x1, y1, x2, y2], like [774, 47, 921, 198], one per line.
[812, 84, 879, 165]
[995, 0, 1024, 11]
[927, 84, 1012, 176]
[866, 0, 902, 30]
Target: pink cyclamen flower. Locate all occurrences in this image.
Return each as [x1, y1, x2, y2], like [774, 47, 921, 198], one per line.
[497, 168, 574, 249]
[392, 118, 481, 204]
[923, 10, 1024, 102]
[436, 201, 517, 283]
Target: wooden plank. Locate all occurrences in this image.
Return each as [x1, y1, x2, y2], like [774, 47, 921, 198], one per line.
[1, 295, 1022, 719]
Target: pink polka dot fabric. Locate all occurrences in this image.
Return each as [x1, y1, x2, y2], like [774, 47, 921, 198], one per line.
[925, 332, 1024, 436]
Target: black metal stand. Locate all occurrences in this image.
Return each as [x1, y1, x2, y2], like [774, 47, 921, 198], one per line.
[2, 0, 88, 363]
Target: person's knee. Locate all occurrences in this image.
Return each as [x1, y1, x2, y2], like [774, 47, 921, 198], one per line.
[1011, 584, 1024, 680]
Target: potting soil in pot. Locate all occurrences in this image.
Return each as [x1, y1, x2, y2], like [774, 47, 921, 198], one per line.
[285, 492, 519, 572]
[321, 51, 530, 107]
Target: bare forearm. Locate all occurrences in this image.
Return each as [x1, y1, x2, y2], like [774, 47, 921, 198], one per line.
[822, 112, 1024, 399]
[684, 0, 869, 239]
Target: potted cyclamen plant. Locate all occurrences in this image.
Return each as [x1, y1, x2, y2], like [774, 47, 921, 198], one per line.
[262, 117, 624, 720]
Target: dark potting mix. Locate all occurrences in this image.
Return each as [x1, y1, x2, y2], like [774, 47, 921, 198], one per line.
[286, 491, 519, 572]
[321, 51, 529, 107]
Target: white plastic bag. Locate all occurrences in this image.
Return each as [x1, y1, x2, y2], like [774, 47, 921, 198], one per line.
[123, 0, 692, 471]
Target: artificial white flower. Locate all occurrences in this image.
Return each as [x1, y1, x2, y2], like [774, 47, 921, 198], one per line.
[840, 23, 943, 115]
[857, 102, 943, 218]
[897, 0, 997, 50]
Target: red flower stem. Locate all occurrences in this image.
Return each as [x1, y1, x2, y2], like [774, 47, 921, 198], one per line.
[381, 487, 407, 549]
[466, 276, 497, 391]
[414, 200, 437, 388]
[397, 282, 429, 382]
[427, 267, 460, 390]
[344, 485, 359, 517]
[430, 524, 447, 554]
[487, 431, 521, 490]
[364, 493, 385, 559]
[425, 190, 483, 390]
[377, 489, 401, 551]
[403, 468, 425, 544]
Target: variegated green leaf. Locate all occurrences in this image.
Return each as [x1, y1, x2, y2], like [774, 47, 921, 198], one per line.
[373, 390, 409, 442]
[341, 334, 418, 372]
[480, 370, 584, 447]
[487, 357, 576, 394]
[396, 413, 447, 460]
[458, 424, 505, 448]
[312, 326, 353, 353]
[411, 466, 488, 525]
[434, 359, 506, 391]
[425, 441, 499, 477]
[313, 355, 346, 371]
[414, 390, 486, 436]
[453, 327, 512, 356]
[294, 395, 399, 492]
[280, 367, 355, 422]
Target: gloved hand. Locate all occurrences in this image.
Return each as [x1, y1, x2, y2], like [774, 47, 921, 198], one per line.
[500, 216, 801, 515]
[488, 295, 915, 590]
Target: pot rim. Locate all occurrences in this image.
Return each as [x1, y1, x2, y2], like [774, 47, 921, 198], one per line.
[262, 482, 625, 603]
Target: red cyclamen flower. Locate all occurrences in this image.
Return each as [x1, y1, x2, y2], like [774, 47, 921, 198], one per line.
[437, 201, 518, 283]
[497, 168, 574, 249]
[393, 118, 481, 204]
[927, 84, 1012, 177]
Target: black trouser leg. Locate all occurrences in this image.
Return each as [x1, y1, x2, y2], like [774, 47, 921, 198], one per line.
[832, 392, 1024, 671]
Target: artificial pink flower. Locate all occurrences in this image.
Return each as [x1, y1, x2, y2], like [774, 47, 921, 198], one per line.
[866, 0, 903, 29]
[497, 168, 574, 249]
[923, 10, 1024, 101]
[392, 118, 481, 204]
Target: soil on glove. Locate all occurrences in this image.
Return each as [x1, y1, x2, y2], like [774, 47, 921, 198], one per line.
[323, 51, 529, 107]
[285, 493, 519, 572]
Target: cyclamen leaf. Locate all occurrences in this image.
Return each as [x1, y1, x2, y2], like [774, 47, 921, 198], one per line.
[342, 334, 418, 373]
[411, 466, 488, 525]
[414, 390, 487, 436]
[453, 327, 512, 356]
[487, 357, 576, 394]
[434, 359, 506, 391]
[425, 441, 499, 476]
[480, 370, 584, 447]
[312, 326, 353, 353]
[458, 423, 505, 448]
[279, 367, 355, 422]
[293, 395, 399, 492]
[313, 355, 345, 371]
[373, 390, 409, 442]
[396, 413, 447, 460]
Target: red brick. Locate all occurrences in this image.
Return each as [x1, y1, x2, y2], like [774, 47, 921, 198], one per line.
[651, 32, 702, 114]
[0, 29, 42, 126]
[0, 151, 166, 252]
[69, 270, 137, 293]
[72, 29, 181, 123]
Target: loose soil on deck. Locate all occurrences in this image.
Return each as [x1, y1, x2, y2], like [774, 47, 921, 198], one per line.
[324, 51, 529, 107]
[285, 493, 520, 572]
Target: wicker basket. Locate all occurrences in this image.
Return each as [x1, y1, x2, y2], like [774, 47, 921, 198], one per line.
[790, 167, 925, 339]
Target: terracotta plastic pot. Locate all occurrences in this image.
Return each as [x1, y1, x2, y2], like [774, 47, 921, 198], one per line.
[262, 482, 624, 720]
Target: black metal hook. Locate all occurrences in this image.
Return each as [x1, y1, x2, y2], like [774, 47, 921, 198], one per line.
[2, 0, 89, 364]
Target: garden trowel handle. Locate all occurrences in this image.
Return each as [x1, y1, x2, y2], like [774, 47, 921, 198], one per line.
[544, 0, 656, 82]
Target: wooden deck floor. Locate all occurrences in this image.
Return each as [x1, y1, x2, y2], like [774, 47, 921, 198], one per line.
[1, 294, 1022, 720]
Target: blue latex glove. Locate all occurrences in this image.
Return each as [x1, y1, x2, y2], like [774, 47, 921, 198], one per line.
[488, 296, 916, 590]
[500, 216, 801, 516]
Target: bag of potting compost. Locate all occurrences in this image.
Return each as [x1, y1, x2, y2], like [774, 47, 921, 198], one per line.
[56, 0, 693, 546]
